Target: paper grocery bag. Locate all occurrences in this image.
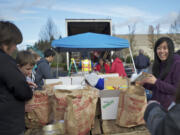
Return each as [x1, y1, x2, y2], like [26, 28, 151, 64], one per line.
[64, 89, 98, 135]
[116, 85, 147, 127]
[25, 91, 50, 128]
[43, 81, 62, 96]
[52, 85, 85, 122]
[53, 90, 71, 121]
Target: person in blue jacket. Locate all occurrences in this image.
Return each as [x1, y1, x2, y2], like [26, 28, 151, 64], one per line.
[35, 48, 55, 90]
[135, 49, 150, 73]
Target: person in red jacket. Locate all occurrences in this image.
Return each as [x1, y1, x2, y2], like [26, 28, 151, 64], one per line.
[110, 54, 127, 77]
[94, 58, 110, 73]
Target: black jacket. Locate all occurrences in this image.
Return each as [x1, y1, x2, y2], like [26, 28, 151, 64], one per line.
[144, 102, 180, 135]
[0, 49, 33, 135]
[135, 54, 150, 69]
[35, 58, 53, 89]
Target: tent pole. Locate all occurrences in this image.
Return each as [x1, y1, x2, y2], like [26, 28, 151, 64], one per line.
[111, 51, 114, 62]
[56, 53, 59, 77]
[66, 52, 69, 71]
[129, 46, 137, 74]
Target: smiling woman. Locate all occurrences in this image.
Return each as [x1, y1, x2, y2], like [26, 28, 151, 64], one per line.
[138, 37, 180, 110]
[156, 41, 169, 61]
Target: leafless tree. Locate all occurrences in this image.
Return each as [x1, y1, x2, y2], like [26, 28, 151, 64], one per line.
[148, 24, 161, 49]
[169, 13, 180, 46]
[156, 24, 161, 39]
[35, 17, 62, 51]
[39, 17, 58, 41]
[148, 25, 155, 49]
[128, 23, 136, 52]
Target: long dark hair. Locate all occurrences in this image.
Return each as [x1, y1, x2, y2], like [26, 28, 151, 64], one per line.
[175, 82, 180, 104]
[152, 37, 174, 80]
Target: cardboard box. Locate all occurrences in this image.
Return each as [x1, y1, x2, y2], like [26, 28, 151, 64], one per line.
[44, 79, 62, 85]
[71, 76, 85, 85]
[98, 73, 119, 78]
[56, 76, 86, 85]
[104, 77, 129, 90]
[58, 77, 71, 85]
[99, 90, 121, 120]
[45, 77, 72, 85]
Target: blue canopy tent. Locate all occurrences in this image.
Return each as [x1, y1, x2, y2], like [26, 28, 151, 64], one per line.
[51, 32, 136, 73]
[52, 32, 129, 51]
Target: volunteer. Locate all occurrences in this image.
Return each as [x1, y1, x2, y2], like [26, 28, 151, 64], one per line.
[138, 37, 180, 110]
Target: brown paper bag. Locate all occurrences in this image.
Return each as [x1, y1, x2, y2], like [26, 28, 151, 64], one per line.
[64, 89, 98, 135]
[43, 81, 62, 96]
[52, 86, 91, 122]
[53, 90, 72, 121]
[104, 77, 129, 90]
[25, 91, 50, 128]
[116, 85, 147, 127]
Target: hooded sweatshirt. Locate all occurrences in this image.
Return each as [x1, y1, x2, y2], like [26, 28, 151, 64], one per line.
[144, 54, 180, 110]
[110, 58, 127, 77]
[35, 58, 53, 89]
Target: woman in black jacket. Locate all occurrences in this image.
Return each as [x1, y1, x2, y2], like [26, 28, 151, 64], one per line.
[144, 81, 180, 135]
[0, 21, 33, 135]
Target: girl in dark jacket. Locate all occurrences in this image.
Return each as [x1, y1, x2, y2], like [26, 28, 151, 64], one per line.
[0, 21, 33, 135]
[144, 82, 180, 135]
[138, 37, 180, 110]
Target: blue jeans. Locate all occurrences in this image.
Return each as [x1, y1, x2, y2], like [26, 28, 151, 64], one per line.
[137, 68, 148, 74]
[145, 89, 152, 101]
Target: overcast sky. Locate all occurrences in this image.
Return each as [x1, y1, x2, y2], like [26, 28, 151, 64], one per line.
[0, 0, 179, 50]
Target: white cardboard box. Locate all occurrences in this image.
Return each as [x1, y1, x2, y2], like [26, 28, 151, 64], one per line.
[98, 73, 119, 78]
[45, 77, 71, 85]
[57, 76, 86, 85]
[44, 79, 62, 85]
[58, 77, 71, 85]
[53, 85, 84, 91]
[71, 76, 85, 85]
[99, 90, 120, 120]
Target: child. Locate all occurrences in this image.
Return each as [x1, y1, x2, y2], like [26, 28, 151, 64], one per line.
[31, 53, 41, 81]
[16, 51, 37, 90]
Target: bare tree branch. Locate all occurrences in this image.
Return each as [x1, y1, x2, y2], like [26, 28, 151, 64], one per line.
[169, 12, 180, 46]
[128, 23, 136, 52]
[148, 25, 155, 49]
[39, 17, 58, 41]
[35, 17, 62, 51]
[148, 24, 161, 49]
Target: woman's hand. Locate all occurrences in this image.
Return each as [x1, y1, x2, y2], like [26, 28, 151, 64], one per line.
[136, 74, 157, 85]
[142, 74, 157, 84]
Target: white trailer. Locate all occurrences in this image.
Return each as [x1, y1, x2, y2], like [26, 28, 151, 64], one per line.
[65, 19, 112, 70]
